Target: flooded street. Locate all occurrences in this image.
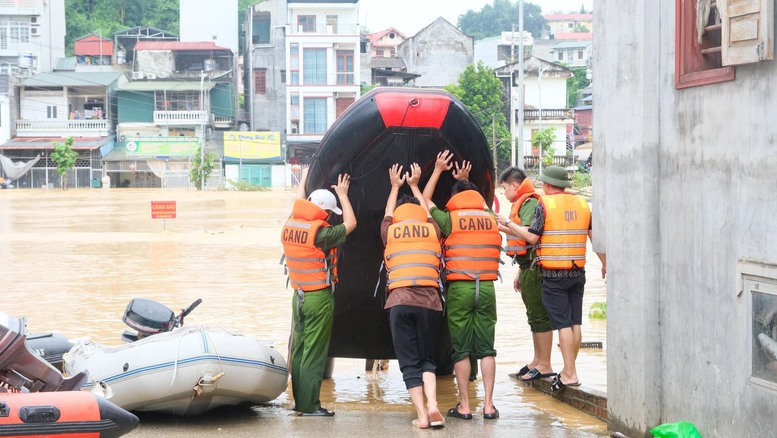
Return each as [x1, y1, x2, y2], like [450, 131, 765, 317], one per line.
[0, 188, 608, 436]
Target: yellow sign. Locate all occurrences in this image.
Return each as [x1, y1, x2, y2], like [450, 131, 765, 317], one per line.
[223, 131, 282, 161]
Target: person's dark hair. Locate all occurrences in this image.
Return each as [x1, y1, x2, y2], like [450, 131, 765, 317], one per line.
[499, 167, 527, 185]
[451, 180, 478, 195]
[396, 194, 420, 207]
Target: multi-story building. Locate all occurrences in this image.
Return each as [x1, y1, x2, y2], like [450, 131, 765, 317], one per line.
[496, 56, 574, 167]
[397, 17, 472, 88]
[245, 0, 360, 187]
[544, 13, 593, 37]
[474, 31, 533, 69]
[550, 41, 592, 68]
[0, 0, 65, 75]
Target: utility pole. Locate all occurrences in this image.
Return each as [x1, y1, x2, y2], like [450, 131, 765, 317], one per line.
[517, 0, 525, 170]
[200, 70, 206, 191]
[492, 114, 497, 184]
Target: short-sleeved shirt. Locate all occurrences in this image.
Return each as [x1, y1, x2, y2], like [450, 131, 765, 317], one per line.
[528, 199, 592, 278]
[380, 216, 443, 312]
[429, 206, 497, 237]
[514, 197, 539, 266]
[314, 223, 347, 251]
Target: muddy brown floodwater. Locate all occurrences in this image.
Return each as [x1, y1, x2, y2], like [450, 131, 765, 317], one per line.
[0, 188, 609, 437]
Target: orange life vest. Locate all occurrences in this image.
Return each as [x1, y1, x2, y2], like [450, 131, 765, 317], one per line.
[384, 203, 442, 290]
[281, 199, 338, 292]
[504, 178, 540, 258]
[537, 193, 590, 270]
[443, 190, 502, 282]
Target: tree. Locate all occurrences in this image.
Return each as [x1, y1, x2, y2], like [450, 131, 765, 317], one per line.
[532, 128, 556, 166]
[444, 62, 511, 168]
[566, 67, 589, 107]
[458, 1, 546, 40]
[190, 146, 216, 190]
[50, 137, 78, 190]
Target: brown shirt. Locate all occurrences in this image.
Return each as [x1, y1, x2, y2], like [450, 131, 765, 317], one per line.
[380, 216, 443, 312]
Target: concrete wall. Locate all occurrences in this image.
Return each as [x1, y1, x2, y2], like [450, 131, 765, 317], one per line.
[248, 1, 287, 132]
[596, 1, 777, 436]
[398, 18, 473, 88]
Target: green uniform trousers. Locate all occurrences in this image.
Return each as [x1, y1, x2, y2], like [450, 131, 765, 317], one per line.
[446, 280, 497, 364]
[519, 265, 552, 333]
[291, 288, 334, 413]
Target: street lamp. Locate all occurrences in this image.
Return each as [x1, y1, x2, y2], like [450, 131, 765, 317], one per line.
[200, 70, 206, 190]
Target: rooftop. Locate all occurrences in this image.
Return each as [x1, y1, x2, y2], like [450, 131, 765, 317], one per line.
[22, 72, 125, 88]
[544, 13, 593, 21]
[133, 41, 230, 52]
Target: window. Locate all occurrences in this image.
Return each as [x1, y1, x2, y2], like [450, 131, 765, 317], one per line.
[675, 0, 773, 89]
[254, 68, 267, 94]
[303, 48, 327, 84]
[290, 93, 300, 133]
[252, 12, 271, 44]
[336, 50, 354, 84]
[326, 15, 338, 33]
[578, 50, 584, 60]
[281, 69, 286, 83]
[304, 97, 327, 133]
[557, 51, 563, 61]
[568, 22, 574, 28]
[298, 15, 316, 33]
[46, 106, 57, 119]
[155, 91, 201, 111]
[390, 48, 396, 57]
[376, 49, 384, 57]
[290, 44, 300, 85]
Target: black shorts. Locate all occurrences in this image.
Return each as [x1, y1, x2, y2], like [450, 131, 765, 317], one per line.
[541, 275, 586, 330]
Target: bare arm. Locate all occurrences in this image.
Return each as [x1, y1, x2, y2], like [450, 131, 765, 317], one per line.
[589, 230, 607, 279]
[422, 150, 453, 203]
[296, 168, 308, 200]
[497, 214, 540, 245]
[332, 174, 357, 235]
[406, 163, 431, 216]
[385, 164, 404, 217]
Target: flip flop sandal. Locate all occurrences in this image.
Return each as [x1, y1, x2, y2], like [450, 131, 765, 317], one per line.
[446, 403, 473, 420]
[483, 407, 499, 420]
[521, 368, 557, 382]
[429, 411, 445, 427]
[517, 364, 531, 376]
[550, 375, 581, 392]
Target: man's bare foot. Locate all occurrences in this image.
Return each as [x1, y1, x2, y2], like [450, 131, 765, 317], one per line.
[412, 418, 430, 429]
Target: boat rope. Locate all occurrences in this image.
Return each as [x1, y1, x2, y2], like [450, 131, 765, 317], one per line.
[169, 328, 190, 386]
[200, 326, 225, 370]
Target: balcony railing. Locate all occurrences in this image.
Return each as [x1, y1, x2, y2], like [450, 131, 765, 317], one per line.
[153, 111, 209, 125]
[15, 119, 111, 138]
[523, 109, 575, 121]
[287, 23, 360, 35]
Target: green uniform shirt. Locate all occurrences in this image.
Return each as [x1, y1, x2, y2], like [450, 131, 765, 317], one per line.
[314, 223, 346, 251]
[513, 197, 539, 266]
[430, 206, 496, 237]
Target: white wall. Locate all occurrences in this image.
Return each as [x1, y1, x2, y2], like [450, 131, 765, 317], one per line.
[180, 0, 238, 52]
[20, 90, 63, 120]
[524, 76, 567, 108]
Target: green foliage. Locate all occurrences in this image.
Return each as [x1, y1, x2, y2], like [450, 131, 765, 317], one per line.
[588, 302, 606, 319]
[189, 146, 216, 190]
[444, 62, 511, 165]
[531, 128, 556, 166]
[566, 67, 589, 107]
[50, 137, 78, 190]
[360, 84, 376, 96]
[458, 1, 546, 40]
[65, 0, 182, 55]
[572, 170, 591, 189]
[574, 23, 590, 33]
[228, 179, 269, 191]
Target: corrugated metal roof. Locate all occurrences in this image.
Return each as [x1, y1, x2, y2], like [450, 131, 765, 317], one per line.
[134, 41, 230, 51]
[21, 72, 125, 87]
[54, 57, 76, 71]
[370, 57, 405, 69]
[0, 137, 112, 150]
[118, 81, 217, 91]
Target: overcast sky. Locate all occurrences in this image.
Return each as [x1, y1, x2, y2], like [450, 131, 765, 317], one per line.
[359, 0, 595, 35]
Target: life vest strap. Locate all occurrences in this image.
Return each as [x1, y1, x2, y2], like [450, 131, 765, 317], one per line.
[386, 249, 442, 259]
[445, 256, 502, 262]
[543, 229, 588, 235]
[537, 242, 587, 248]
[387, 275, 440, 286]
[387, 262, 441, 272]
[444, 244, 502, 251]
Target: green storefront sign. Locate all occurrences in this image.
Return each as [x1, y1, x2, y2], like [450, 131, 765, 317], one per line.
[125, 137, 200, 157]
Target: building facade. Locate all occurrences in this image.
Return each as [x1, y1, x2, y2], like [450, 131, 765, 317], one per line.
[245, 0, 360, 187]
[550, 41, 592, 68]
[397, 17, 473, 88]
[0, 0, 64, 75]
[596, 0, 777, 436]
[544, 13, 594, 37]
